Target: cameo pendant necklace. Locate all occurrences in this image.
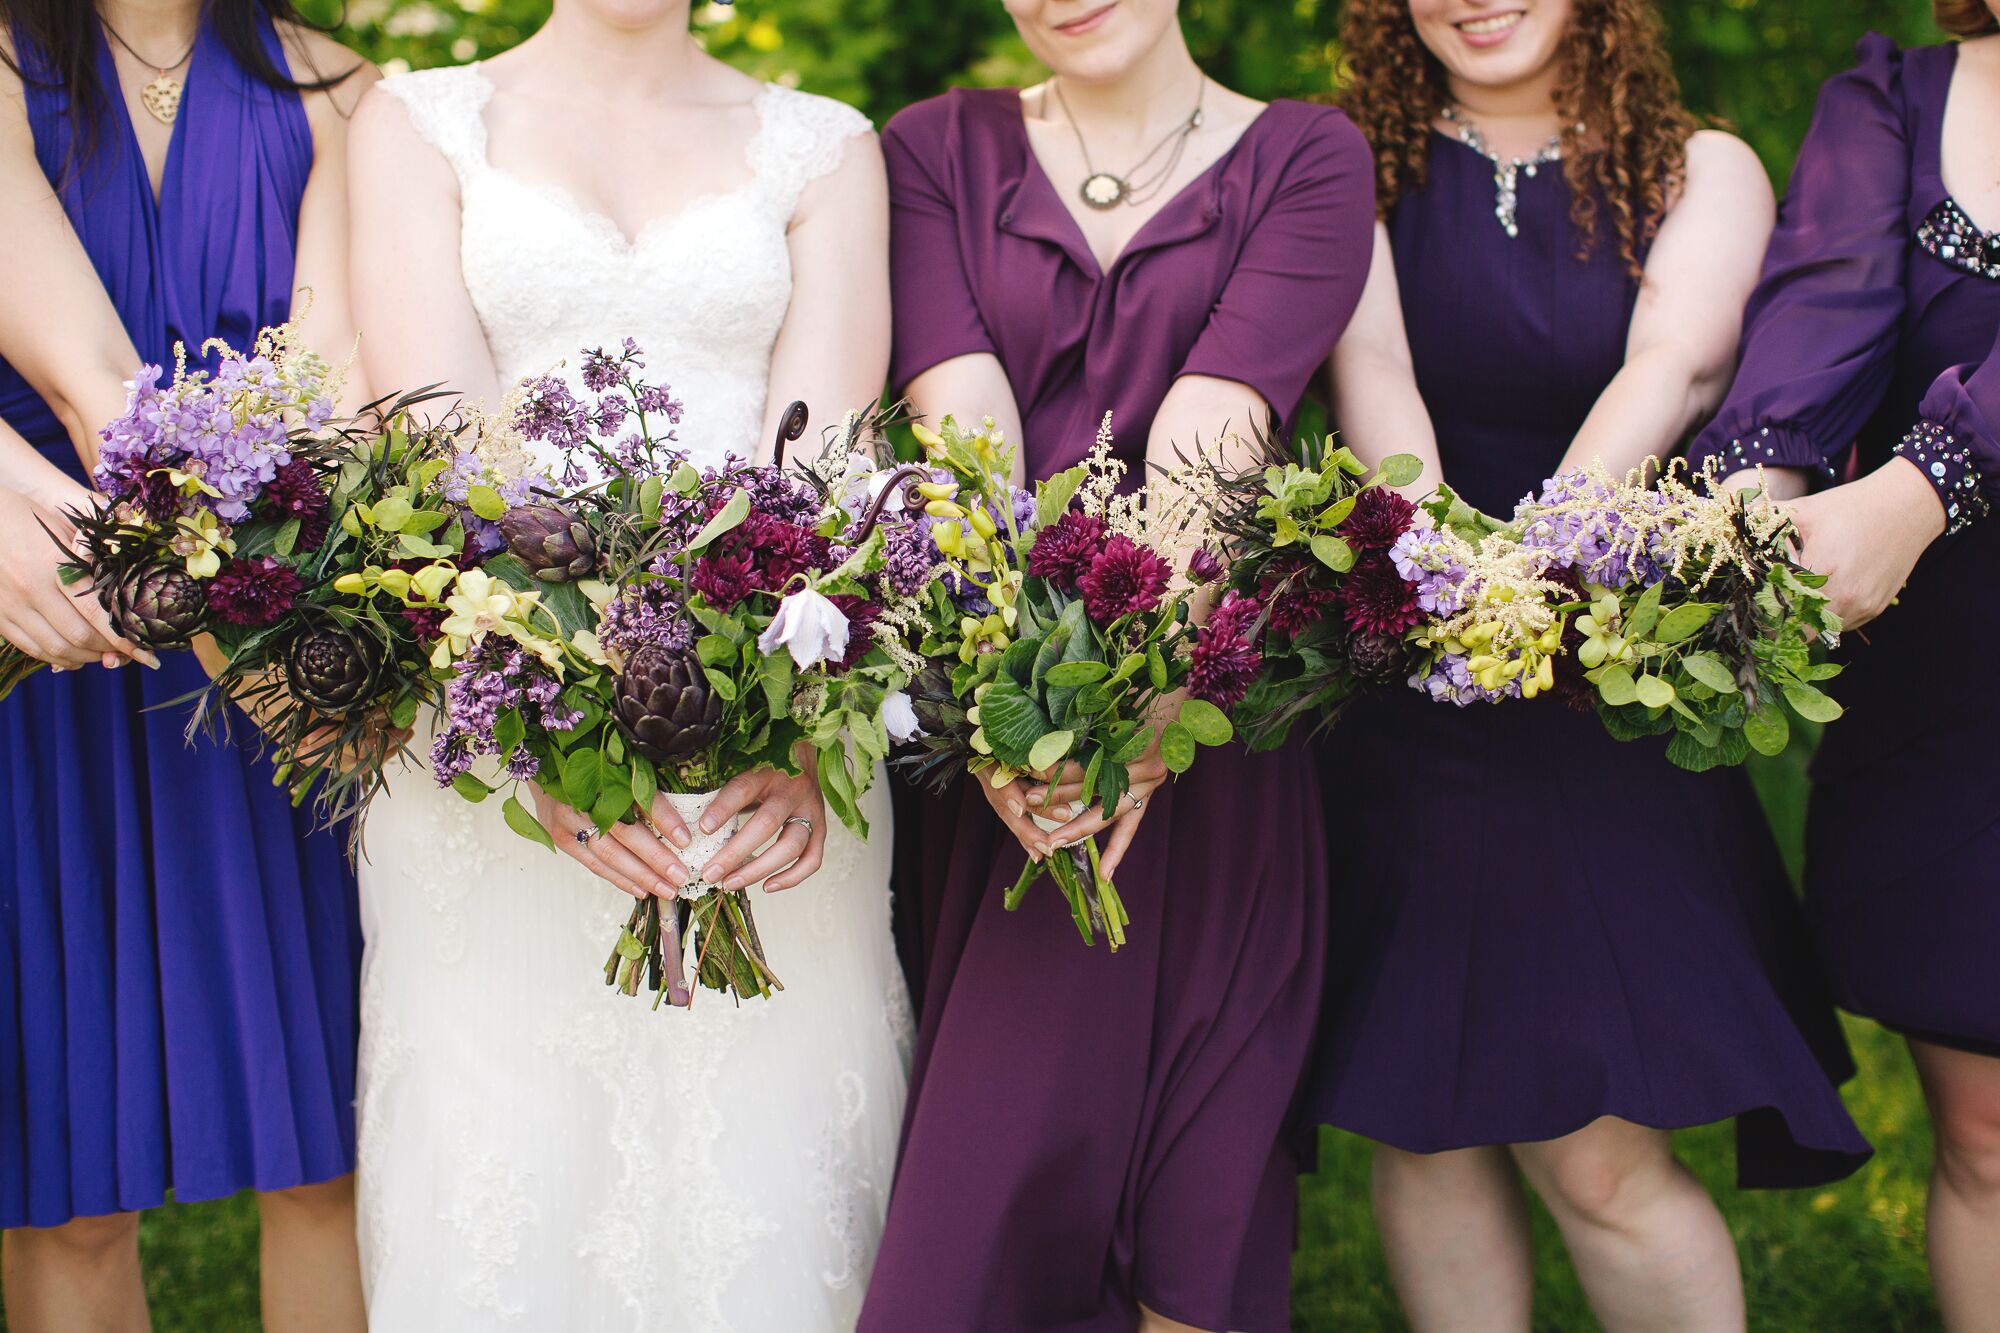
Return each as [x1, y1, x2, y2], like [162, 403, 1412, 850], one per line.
[1053, 76, 1207, 211]
[102, 18, 197, 125]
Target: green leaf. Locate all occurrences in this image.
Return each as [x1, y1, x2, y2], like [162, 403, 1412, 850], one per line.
[687, 488, 750, 552]
[1044, 660, 1109, 687]
[1594, 664, 1638, 706]
[371, 495, 414, 533]
[1027, 729, 1075, 774]
[451, 772, 495, 803]
[494, 708, 527, 758]
[760, 649, 794, 716]
[615, 928, 645, 962]
[1782, 681, 1844, 724]
[977, 677, 1052, 770]
[638, 475, 664, 519]
[1108, 652, 1147, 685]
[1633, 674, 1676, 709]
[1744, 700, 1791, 756]
[562, 747, 605, 810]
[591, 784, 631, 830]
[389, 691, 420, 730]
[698, 634, 738, 668]
[1108, 723, 1154, 765]
[1310, 534, 1356, 573]
[1375, 454, 1424, 489]
[1145, 645, 1168, 692]
[1680, 652, 1738, 694]
[1176, 698, 1234, 746]
[466, 484, 506, 521]
[1034, 466, 1087, 531]
[502, 794, 557, 852]
[1626, 581, 1665, 640]
[271, 517, 301, 557]
[630, 756, 657, 810]
[703, 667, 740, 702]
[1654, 602, 1717, 644]
[1159, 720, 1197, 773]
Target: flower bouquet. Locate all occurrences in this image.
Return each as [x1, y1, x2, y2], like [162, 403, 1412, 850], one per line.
[343, 342, 907, 1004]
[0, 324, 447, 817]
[877, 414, 1234, 950]
[1187, 430, 1428, 748]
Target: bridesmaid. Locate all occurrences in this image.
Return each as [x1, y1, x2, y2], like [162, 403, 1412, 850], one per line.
[1314, 1, 1872, 1329]
[864, 3, 1372, 1330]
[1689, 9, 2000, 1326]
[0, 3, 374, 1328]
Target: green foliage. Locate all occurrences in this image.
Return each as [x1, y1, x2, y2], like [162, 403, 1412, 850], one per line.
[304, 0, 1942, 178]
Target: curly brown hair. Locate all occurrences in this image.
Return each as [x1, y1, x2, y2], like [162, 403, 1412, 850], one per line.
[1338, 0, 1698, 278]
[1934, 0, 1999, 37]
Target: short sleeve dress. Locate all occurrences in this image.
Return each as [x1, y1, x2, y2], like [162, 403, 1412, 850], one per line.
[1690, 37, 2000, 1054]
[864, 88, 1374, 1333]
[1303, 126, 1871, 1187]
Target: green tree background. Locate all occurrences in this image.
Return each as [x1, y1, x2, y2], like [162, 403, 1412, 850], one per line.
[4, 3, 1957, 1330]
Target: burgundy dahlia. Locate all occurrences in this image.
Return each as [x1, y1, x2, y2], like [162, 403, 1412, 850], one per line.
[1340, 553, 1424, 636]
[1342, 486, 1417, 552]
[1188, 592, 1263, 710]
[1259, 562, 1339, 637]
[742, 516, 832, 590]
[261, 458, 331, 552]
[689, 548, 758, 609]
[829, 593, 881, 672]
[1186, 546, 1225, 585]
[1026, 511, 1106, 587]
[206, 556, 302, 628]
[1077, 534, 1171, 623]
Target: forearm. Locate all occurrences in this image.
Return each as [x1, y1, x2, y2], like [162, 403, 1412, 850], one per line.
[1328, 348, 1441, 496]
[1560, 343, 1721, 478]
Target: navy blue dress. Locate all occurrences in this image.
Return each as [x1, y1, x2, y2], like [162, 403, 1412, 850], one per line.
[1305, 130, 1871, 1187]
[1692, 37, 2000, 1056]
[0, 17, 359, 1228]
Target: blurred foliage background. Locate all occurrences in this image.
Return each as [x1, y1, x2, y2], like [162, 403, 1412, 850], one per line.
[299, 0, 1943, 180]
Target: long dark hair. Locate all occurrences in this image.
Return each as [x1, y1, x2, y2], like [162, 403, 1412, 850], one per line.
[2, 1, 357, 175]
[1934, 0, 2000, 37]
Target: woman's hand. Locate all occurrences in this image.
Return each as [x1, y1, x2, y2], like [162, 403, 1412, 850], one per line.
[1037, 748, 1170, 884]
[532, 784, 695, 900]
[0, 484, 152, 669]
[1785, 457, 1946, 630]
[685, 754, 830, 894]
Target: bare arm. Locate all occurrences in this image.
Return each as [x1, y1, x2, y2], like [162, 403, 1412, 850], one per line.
[905, 354, 1026, 482]
[1328, 223, 1440, 495]
[0, 56, 144, 470]
[760, 133, 892, 461]
[346, 84, 502, 416]
[1559, 131, 1775, 478]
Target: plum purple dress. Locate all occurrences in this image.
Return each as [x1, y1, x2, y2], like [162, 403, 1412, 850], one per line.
[1304, 126, 1872, 1186]
[1692, 36, 2000, 1056]
[867, 89, 1374, 1333]
[0, 16, 359, 1229]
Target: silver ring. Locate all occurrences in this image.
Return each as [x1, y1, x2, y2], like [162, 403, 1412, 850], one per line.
[784, 815, 814, 835]
[1127, 793, 1145, 812]
[574, 827, 599, 845]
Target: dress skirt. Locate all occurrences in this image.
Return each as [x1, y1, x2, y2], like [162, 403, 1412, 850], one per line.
[862, 743, 1327, 1333]
[0, 654, 359, 1228]
[1305, 691, 1871, 1189]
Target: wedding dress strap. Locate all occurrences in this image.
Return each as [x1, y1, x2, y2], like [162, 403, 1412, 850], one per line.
[376, 64, 494, 189]
[747, 84, 873, 220]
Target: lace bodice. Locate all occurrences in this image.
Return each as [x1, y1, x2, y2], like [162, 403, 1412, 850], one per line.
[379, 65, 870, 466]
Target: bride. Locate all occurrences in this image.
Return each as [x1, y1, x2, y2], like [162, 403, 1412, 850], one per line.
[342, 2, 909, 1327]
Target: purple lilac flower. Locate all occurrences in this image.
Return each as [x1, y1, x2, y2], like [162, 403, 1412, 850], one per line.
[598, 577, 695, 658]
[430, 644, 582, 785]
[1389, 527, 1469, 616]
[1518, 472, 1670, 588]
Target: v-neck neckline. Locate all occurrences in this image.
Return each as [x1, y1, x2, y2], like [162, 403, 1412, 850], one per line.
[99, 21, 197, 210]
[1008, 90, 1272, 279]
[1934, 43, 2000, 239]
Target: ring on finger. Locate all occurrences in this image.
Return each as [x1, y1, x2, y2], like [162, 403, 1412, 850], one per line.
[574, 827, 599, 845]
[783, 814, 814, 835]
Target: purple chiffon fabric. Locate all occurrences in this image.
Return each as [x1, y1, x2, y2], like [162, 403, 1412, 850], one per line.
[1692, 37, 2000, 1053]
[0, 17, 359, 1228]
[1305, 130, 1871, 1187]
[868, 89, 1373, 1332]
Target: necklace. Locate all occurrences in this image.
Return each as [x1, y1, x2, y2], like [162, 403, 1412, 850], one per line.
[1052, 76, 1207, 211]
[101, 17, 197, 126]
[1442, 106, 1563, 238]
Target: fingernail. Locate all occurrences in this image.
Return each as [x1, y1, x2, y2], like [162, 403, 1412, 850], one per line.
[723, 877, 742, 891]
[655, 882, 674, 900]
[703, 864, 722, 881]
[1006, 799, 1024, 818]
[670, 827, 690, 848]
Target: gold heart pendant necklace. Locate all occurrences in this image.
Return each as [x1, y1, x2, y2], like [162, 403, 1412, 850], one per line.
[102, 18, 196, 126]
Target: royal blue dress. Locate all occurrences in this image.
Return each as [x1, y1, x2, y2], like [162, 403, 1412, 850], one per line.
[0, 16, 359, 1229]
[1305, 130, 1872, 1187]
[1692, 36, 2000, 1056]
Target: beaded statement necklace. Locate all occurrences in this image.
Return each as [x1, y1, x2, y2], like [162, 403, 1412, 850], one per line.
[1441, 106, 1563, 239]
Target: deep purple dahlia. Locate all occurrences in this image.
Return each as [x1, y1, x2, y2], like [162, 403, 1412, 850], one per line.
[1343, 486, 1418, 552]
[1025, 511, 1106, 587]
[261, 458, 331, 552]
[1188, 591, 1264, 710]
[206, 556, 302, 628]
[1340, 553, 1424, 636]
[1076, 534, 1171, 623]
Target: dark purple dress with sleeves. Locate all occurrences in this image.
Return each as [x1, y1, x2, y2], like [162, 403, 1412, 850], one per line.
[0, 18, 359, 1229]
[1691, 37, 2000, 1055]
[1304, 131, 1871, 1187]
[864, 88, 1373, 1333]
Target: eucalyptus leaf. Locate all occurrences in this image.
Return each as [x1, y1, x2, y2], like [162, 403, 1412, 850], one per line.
[1044, 660, 1110, 687]
[1654, 602, 1717, 644]
[1633, 674, 1676, 709]
[1626, 582, 1665, 640]
[1310, 534, 1357, 573]
[1782, 681, 1844, 724]
[1159, 721, 1196, 774]
[1594, 664, 1639, 706]
[1177, 698, 1234, 746]
[1744, 701, 1791, 756]
[1375, 453, 1424, 489]
[466, 483, 506, 521]
[1680, 652, 1739, 694]
[1027, 729, 1076, 774]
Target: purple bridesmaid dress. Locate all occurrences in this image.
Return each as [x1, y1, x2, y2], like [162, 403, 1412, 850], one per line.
[0, 16, 359, 1228]
[1304, 125, 1872, 1186]
[1691, 36, 2000, 1055]
[867, 89, 1373, 1333]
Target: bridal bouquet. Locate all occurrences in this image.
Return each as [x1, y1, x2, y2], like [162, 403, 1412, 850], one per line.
[878, 414, 1233, 950]
[0, 324, 443, 816]
[1186, 430, 1427, 748]
[348, 342, 906, 1004]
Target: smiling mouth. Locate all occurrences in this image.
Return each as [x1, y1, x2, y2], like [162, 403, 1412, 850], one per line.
[1457, 11, 1525, 37]
[1055, 2, 1118, 36]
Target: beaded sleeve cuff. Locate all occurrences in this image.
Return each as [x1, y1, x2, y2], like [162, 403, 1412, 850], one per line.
[1894, 419, 1990, 536]
[1707, 424, 1838, 483]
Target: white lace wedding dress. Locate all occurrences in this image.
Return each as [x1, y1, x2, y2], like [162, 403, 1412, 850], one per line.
[355, 66, 912, 1332]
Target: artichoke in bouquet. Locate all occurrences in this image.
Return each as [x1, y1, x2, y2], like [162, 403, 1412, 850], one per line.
[283, 619, 384, 716]
[499, 503, 597, 582]
[107, 563, 207, 649]
[1346, 630, 1408, 687]
[612, 645, 723, 765]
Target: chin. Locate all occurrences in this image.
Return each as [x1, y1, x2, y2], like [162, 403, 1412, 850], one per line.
[566, 0, 690, 30]
[1408, 1, 1570, 92]
[1006, 0, 1178, 84]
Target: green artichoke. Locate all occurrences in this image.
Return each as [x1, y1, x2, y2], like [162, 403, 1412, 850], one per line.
[499, 503, 597, 582]
[612, 645, 722, 763]
[284, 620, 383, 715]
[109, 563, 207, 649]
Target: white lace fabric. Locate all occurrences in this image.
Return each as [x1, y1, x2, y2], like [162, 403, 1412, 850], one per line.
[355, 65, 907, 1333]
